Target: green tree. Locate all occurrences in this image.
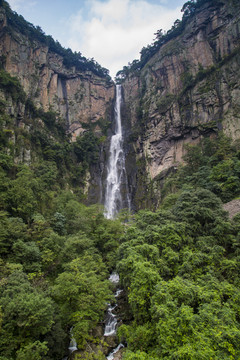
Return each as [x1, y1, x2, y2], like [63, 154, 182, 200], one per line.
[7, 166, 37, 222]
[0, 271, 54, 357]
[16, 341, 48, 360]
[52, 255, 111, 348]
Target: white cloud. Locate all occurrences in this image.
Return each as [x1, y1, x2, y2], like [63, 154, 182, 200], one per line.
[67, 0, 182, 78]
[8, 0, 36, 11]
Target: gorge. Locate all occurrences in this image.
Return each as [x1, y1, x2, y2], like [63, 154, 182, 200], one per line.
[1, 0, 240, 211]
[0, 0, 240, 359]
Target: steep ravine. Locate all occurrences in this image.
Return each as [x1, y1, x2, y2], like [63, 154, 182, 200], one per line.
[1, 1, 240, 359]
[1, 0, 240, 210]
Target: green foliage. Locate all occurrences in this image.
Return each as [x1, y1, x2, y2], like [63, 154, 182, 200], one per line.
[73, 132, 101, 165]
[163, 134, 240, 202]
[0, 270, 55, 357]
[0, 180, 124, 359]
[16, 341, 48, 360]
[123, 350, 158, 360]
[116, 185, 240, 359]
[156, 94, 175, 114]
[0, 69, 26, 102]
[1, 128, 240, 360]
[52, 254, 111, 348]
[0, 109, 124, 359]
[75, 349, 106, 360]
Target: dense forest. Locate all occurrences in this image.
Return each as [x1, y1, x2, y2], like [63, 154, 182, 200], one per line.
[0, 67, 123, 359]
[116, 134, 240, 359]
[1, 87, 240, 359]
[0, 0, 240, 359]
[1, 73, 240, 359]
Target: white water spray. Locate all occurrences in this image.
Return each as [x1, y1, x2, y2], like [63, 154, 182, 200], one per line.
[104, 85, 130, 219]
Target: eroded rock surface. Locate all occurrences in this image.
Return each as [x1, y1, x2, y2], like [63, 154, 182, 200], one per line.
[0, 7, 114, 139]
[122, 0, 240, 209]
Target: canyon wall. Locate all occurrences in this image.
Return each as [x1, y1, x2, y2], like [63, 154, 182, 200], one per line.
[0, 7, 114, 138]
[1, 0, 240, 209]
[0, 2, 115, 204]
[122, 0, 240, 210]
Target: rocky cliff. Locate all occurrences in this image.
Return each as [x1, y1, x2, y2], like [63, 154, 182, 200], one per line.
[0, 1, 115, 204]
[0, 5, 114, 139]
[122, 0, 240, 210]
[1, 0, 240, 210]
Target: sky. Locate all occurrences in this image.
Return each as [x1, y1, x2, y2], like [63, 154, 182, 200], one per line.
[7, 0, 186, 78]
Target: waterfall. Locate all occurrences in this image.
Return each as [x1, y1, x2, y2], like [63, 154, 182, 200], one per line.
[104, 84, 130, 219]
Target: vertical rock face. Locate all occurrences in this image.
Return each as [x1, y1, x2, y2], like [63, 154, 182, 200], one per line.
[0, 7, 114, 139]
[122, 0, 240, 209]
[1, 0, 240, 209]
[0, 4, 115, 204]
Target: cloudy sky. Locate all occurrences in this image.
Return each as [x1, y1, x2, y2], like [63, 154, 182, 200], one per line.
[8, 0, 186, 78]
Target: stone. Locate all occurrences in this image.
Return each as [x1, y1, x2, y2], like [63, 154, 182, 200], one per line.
[121, 0, 240, 209]
[0, 7, 115, 140]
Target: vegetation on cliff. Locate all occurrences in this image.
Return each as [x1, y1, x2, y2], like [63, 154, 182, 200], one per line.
[0, 0, 240, 359]
[115, 137, 240, 359]
[0, 68, 123, 359]
[0, 0, 111, 81]
[162, 134, 240, 203]
[115, 0, 234, 82]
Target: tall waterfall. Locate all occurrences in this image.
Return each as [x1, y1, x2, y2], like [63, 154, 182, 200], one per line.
[104, 85, 130, 219]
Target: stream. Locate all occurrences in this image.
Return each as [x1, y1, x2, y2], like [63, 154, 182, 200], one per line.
[105, 272, 124, 360]
[62, 327, 77, 360]
[63, 272, 124, 360]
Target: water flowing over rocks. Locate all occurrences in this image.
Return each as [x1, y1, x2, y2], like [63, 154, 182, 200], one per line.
[107, 343, 124, 360]
[104, 273, 124, 358]
[66, 272, 128, 360]
[104, 85, 131, 218]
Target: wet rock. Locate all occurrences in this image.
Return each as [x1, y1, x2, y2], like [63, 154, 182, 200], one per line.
[104, 334, 118, 350]
[113, 348, 124, 360]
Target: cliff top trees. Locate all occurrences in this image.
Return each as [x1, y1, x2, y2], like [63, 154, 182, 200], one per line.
[0, 1, 111, 80]
[115, 0, 226, 82]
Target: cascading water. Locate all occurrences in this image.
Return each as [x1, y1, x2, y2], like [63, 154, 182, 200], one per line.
[104, 273, 120, 337]
[62, 328, 77, 360]
[104, 272, 124, 360]
[104, 84, 130, 219]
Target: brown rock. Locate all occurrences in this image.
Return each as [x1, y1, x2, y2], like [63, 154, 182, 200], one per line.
[223, 199, 240, 219]
[122, 1, 240, 209]
[0, 7, 115, 140]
